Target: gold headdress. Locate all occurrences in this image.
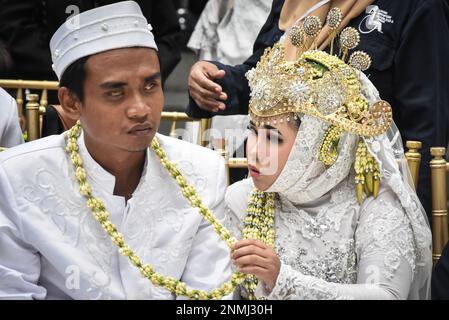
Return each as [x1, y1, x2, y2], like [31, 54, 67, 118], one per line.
[246, 8, 393, 204]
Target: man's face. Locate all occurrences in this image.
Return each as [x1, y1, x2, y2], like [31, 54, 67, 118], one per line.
[79, 47, 163, 153]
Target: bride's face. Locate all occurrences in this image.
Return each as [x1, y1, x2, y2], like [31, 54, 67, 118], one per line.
[246, 118, 298, 191]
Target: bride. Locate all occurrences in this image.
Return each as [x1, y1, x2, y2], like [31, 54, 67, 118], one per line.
[225, 9, 432, 300]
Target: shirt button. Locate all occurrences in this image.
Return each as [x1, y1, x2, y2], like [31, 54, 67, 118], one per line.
[273, 34, 280, 42]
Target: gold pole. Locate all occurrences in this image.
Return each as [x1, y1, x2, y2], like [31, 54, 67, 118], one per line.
[26, 94, 40, 141]
[0, 79, 59, 90]
[228, 158, 248, 169]
[214, 139, 230, 185]
[16, 88, 25, 131]
[40, 89, 48, 108]
[430, 147, 449, 265]
[199, 119, 212, 147]
[161, 111, 193, 121]
[405, 140, 422, 190]
[39, 89, 48, 138]
[169, 120, 177, 138]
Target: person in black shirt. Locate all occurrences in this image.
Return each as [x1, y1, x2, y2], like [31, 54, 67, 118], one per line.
[0, 0, 182, 83]
[187, 0, 449, 219]
[432, 243, 449, 299]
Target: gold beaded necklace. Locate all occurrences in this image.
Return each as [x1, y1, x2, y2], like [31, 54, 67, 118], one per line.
[242, 190, 276, 299]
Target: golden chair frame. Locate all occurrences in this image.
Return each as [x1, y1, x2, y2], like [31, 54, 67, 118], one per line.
[161, 112, 212, 147]
[214, 141, 248, 185]
[405, 141, 422, 190]
[430, 147, 449, 264]
[0, 79, 59, 141]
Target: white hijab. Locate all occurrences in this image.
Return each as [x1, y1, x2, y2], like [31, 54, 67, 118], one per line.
[266, 71, 432, 299]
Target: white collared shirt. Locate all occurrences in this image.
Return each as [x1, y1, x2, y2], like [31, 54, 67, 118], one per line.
[0, 132, 232, 299]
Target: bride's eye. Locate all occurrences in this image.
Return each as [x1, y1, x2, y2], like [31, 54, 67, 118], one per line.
[266, 130, 282, 144]
[246, 124, 257, 135]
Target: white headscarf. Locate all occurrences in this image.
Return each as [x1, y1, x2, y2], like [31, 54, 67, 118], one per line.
[266, 71, 432, 299]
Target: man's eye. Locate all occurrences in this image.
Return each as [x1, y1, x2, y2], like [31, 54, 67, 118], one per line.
[144, 83, 155, 91]
[107, 90, 123, 98]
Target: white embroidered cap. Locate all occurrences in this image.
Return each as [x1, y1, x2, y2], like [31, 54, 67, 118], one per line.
[50, 1, 158, 80]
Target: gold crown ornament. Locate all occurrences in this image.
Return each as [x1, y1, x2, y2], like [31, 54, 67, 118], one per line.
[246, 8, 393, 204]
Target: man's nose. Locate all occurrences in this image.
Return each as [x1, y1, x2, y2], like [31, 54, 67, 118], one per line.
[126, 94, 149, 120]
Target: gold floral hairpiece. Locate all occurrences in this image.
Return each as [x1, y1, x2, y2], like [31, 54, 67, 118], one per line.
[246, 7, 393, 204]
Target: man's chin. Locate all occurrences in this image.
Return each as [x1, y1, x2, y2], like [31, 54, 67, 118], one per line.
[126, 146, 149, 152]
[125, 133, 155, 152]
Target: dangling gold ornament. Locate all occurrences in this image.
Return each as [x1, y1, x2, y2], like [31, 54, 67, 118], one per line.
[289, 25, 306, 59]
[319, 125, 343, 166]
[349, 51, 372, 71]
[303, 15, 322, 49]
[354, 140, 381, 204]
[326, 7, 343, 56]
[339, 27, 360, 61]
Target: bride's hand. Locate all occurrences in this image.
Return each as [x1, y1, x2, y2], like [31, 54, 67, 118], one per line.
[232, 239, 281, 291]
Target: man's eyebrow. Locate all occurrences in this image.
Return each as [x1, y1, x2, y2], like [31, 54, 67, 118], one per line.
[99, 72, 162, 90]
[144, 72, 161, 82]
[99, 81, 127, 90]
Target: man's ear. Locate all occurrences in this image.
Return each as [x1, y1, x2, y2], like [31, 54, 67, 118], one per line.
[58, 87, 82, 121]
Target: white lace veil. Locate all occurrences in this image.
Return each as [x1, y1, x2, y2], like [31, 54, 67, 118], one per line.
[266, 71, 432, 299]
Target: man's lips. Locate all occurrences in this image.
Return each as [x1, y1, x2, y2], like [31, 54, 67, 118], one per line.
[128, 124, 152, 136]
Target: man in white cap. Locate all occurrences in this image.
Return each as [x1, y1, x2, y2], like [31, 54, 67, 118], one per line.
[0, 88, 24, 147]
[0, 1, 232, 300]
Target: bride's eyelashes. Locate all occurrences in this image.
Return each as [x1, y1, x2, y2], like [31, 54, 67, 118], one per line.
[246, 123, 257, 135]
[246, 124, 284, 145]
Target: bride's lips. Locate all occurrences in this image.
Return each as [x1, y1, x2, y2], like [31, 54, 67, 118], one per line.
[248, 165, 261, 178]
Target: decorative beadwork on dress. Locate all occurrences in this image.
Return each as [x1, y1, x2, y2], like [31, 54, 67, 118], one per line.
[287, 242, 358, 284]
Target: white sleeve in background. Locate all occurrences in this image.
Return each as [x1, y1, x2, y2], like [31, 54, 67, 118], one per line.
[0, 88, 24, 147]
